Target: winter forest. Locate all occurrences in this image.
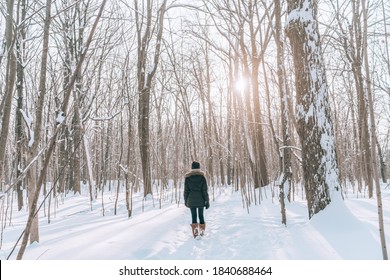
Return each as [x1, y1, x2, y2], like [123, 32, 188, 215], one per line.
[0, 0, 389, 262]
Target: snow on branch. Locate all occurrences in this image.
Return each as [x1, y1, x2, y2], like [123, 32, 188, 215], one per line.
[20, 109, 34, 147]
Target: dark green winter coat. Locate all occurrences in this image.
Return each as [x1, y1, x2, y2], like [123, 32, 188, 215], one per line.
[184, 169, 209, 208]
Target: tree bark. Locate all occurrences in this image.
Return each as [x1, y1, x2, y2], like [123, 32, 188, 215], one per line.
[135, 0, 167, 197]
[15, 0, 27, 211]
[273, 0, 292, 224]
[286, 0, 340, 218]
[361, 0, 388, 260]
[0, 0, 17, 189]
[25, 0, 54, 244]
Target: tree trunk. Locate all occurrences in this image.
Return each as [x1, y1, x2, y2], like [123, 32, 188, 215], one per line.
[240, 2, 270, 188]
[15, 0, 27, 211]
[125, 122, 133, 218]
[0, 0, 17, 188]
[361, 0, 388, 260]
[135, 0, 167, 197]
[227, 51, 234, 186]
[72, 102, 82, 194]
[26, 0, 53, 244]
[274, 0, 292, 224]
[286, 0, 340, 218]
[375, 135, 387, 184]
[114, 113, 124, 215]
[251, 61, 269, 188]
[334, 0, 374, 196]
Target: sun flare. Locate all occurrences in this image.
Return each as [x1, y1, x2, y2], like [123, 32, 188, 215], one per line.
[234, 77, 247, 92]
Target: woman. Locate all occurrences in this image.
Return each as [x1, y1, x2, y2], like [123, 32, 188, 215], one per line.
[184, 161, 210, 238]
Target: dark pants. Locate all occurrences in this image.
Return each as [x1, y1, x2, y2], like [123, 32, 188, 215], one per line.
[190, 207, 205, 224]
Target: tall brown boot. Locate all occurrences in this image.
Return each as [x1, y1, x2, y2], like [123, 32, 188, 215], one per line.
[191, 223, 199, 238]
[199, 223, 206, 236]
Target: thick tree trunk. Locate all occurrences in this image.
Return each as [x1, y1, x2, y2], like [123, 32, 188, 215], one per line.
[286, 0, 340, 218]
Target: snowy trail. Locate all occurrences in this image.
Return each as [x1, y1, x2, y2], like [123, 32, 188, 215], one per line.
[184, 193, 285, 260]
[2, 186, 389, 260]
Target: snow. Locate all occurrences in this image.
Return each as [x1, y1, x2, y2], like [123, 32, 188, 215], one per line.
[285, 0, 313, 27]
[20, 109, 34, 147]
[286, 0, 341, 197]
[55, 111, 66, 125]
[1, 182, 389, 261]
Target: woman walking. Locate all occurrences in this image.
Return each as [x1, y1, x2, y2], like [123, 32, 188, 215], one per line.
[184, 161, 210, 238]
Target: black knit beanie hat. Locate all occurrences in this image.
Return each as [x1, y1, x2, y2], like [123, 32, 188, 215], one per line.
[191, 161, 200, 169]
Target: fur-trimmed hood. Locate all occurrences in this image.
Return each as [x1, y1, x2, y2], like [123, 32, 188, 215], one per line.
[185, 169, 205, 178]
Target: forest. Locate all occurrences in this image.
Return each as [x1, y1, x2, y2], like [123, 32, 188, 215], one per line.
[0, 0, 389, 260]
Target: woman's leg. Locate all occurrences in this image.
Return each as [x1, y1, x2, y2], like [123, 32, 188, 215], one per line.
[190, 208, 198, 223]
[198, 207, 206, 236]
[198, 207, 205, 224]
[190, 208, 199, 238]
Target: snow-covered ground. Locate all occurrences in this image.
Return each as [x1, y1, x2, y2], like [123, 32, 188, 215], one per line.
[1, 182, 389, 261]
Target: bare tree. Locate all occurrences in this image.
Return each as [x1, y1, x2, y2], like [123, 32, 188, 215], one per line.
[16, 0, 108, 259]
[330, 0, 374, 196]
[361, 0, 388, 260]
[202, 0, 270, 189]
[271, 0, 292, 224]
[0, 0, 17, 189]
[14, 0, 28, 211]
[22, 0, 53, 244]
[135, 0, 168, 197]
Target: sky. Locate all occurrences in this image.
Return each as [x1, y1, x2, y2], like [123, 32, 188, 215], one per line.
[1, 181, 390, 280]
